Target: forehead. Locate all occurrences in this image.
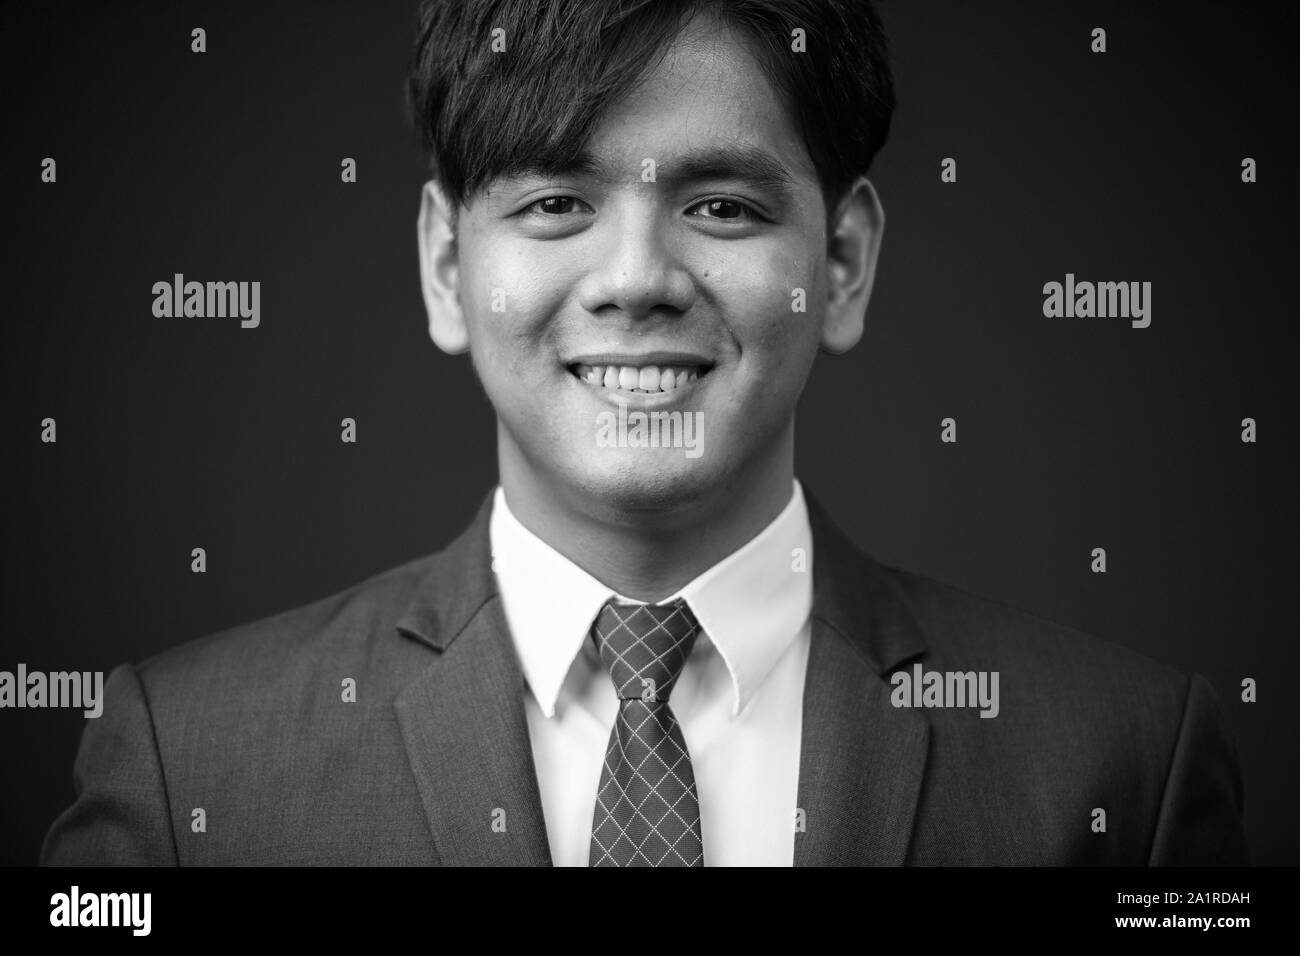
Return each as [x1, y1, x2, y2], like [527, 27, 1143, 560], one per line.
[579, 13, 817, 181]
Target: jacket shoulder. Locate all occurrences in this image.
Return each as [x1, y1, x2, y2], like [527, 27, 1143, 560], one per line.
[881, 561, 1188, 698]
[134, 551, 440, 692]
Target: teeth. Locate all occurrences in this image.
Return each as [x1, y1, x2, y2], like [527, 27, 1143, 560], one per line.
[575, 364, 706, 393]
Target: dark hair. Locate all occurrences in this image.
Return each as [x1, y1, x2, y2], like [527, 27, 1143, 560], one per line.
[407, 0, 894, 214]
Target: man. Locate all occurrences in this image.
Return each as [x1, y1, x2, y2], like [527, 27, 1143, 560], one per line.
[42, 0, 1247, 866]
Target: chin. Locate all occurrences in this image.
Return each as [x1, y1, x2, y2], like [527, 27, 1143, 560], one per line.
[561, 449, 722, 517]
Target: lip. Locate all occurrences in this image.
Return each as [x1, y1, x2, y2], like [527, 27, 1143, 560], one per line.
[565, 351, 714, 368]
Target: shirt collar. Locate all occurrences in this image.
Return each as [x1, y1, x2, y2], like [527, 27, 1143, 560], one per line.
[489, 480, 813, 719]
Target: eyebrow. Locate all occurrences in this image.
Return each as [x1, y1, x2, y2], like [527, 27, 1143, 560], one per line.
[512, 144, 800, 195]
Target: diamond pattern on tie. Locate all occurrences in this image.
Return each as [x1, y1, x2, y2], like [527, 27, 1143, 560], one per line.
[588, 598, 704, 867]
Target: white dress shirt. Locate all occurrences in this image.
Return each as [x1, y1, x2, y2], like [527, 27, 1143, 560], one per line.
[488, 479, 813, 866]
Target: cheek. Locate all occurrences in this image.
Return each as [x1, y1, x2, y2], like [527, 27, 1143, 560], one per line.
[458, 239, 571, 376]
[709, 241, 826, 356]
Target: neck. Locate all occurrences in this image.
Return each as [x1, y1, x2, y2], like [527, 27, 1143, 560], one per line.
[499, 425, 795, 603]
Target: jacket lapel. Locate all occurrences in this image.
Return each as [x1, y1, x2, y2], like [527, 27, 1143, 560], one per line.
[392, 492, 552, 866]
[794, 491, 931, 866]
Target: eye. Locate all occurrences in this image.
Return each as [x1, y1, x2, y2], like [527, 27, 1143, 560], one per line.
[688, 198, 758, 222]
[524, 195, 591, 216]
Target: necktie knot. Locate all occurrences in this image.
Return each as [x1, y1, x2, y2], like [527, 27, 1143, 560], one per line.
[590, 598, 700, 703]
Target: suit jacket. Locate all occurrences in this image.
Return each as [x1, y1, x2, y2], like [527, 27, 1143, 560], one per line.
[41, 488, 1249, 865]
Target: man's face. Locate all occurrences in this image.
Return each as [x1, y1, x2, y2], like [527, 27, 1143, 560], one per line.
[441, 16, 846, 516]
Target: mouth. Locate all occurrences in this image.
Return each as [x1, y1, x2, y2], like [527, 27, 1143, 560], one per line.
[567, 360, 713, 395]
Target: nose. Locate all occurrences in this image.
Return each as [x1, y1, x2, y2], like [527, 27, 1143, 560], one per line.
[575, 203, 696, 320]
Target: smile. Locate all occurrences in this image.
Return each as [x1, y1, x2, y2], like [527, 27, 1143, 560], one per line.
[568, 363, 711, 395]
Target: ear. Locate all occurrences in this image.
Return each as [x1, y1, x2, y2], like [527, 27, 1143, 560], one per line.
[417, 179, 469, 354]
[820, 176, 885, 354]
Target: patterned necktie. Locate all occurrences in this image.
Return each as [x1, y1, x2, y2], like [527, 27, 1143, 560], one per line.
[588, 597, 704, 867]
